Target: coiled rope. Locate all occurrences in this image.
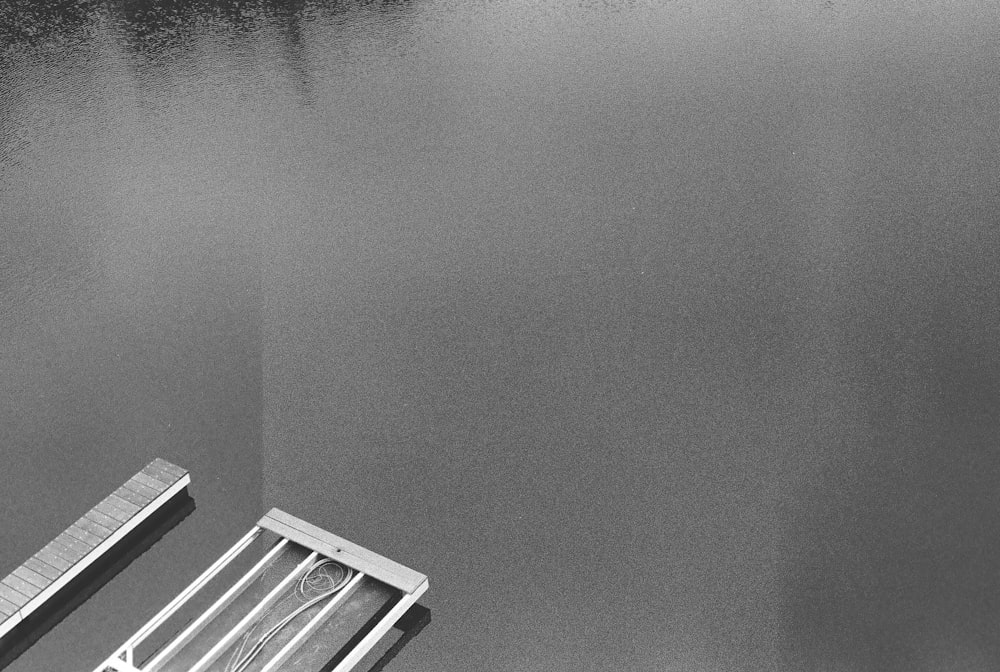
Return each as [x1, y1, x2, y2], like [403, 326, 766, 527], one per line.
[224, 558, 355, 672]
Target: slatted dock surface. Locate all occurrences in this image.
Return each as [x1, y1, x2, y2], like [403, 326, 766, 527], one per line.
[0, 458, 190, 640]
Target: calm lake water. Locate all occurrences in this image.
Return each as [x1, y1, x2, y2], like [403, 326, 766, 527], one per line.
[2, 1, 1000, 670]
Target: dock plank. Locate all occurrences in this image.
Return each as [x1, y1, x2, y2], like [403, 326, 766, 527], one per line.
[142, 461, 181, 486]
[65, 523, 105, 547]
[74, 517, 113, 540]
[94, 499, 131, 524]
[1, 576, 39, 601]
[122, 478, 159, 500]
[112, 486, 149, 508]
[23, 557, 61, 582]
[133, 470, 171, 490]
[47, 538, 89, 564]
[34, 550, 71, 573]
[106, 493, 142, 516]
[84, 509, 121, 532]
[54, 532, 94, 555]
[0, 584, 27, 609]
[12, 567, 49, 591]
[151, 458, 187, 480]
[34, 548, 72, 572]
[0, 596, 19, 617]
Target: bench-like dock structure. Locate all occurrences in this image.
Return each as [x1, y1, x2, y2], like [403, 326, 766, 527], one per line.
[95, 508, 430, 672]
[0, 459, 191, 646]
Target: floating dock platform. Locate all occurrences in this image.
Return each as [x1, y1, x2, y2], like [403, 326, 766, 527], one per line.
[0, 459, 192, 667]
[95, 508, 429, 672]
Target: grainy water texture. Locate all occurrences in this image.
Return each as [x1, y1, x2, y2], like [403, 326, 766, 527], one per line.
[2, 1, 1000, 670]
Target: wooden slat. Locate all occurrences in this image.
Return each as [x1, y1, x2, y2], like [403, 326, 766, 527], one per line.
[74, 517, 113, 540]
[46, 541, 86, 566]
[142, 461, 181, 486]
[55, 532, 94, 555]
[73, 517, 112, 539]
[0, 583, 28, 608]
[150, 458, 187, 480]
[50, 540, 89, 567]
[106, 493, 142, 516]
[23, 557, 61, 582]
[94, 499, 132, 524]
[0, 595, 20, 616]
[12, 567, 50, 591]
[1, 576, 39, 601]
[34, 548, 72, 572]
[139, 464, 176, 488]
[120, 483, 155, 504]
[66, 523, 105, 547]
[121, 478, 159, 500]
[258, 509, 427, 594]
[113, 486, 150, 507]
[43, 539, 84, 564]
[85, 509, 122, 532]
[132, 471, 168, 491]
[135, 466, 171, 488]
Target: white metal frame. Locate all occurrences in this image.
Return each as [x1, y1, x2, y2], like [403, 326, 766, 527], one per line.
[94, 510, 429, 672]
[94, 526, 263, 671]
[101, 658, 143, 672]
[184, 549, 319, 672]
[143, 539, 295, 671]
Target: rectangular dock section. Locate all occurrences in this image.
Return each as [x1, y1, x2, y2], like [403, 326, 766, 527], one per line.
[0, 458, 191, 642]
[94, 508, 429, 672]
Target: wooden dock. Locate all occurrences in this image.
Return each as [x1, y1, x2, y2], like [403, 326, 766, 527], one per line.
[0, 458, 191, 643]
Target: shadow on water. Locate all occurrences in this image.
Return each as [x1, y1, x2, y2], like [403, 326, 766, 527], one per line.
[358, 603, 431, 672]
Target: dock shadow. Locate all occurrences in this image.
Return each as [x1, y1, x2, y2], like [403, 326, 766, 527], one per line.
[325, 602, 431, 672]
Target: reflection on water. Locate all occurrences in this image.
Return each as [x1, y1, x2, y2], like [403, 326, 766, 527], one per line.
[2, 1, 1000, 671]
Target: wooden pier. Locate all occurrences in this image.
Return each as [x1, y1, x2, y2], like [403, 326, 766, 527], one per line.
[0, 459, 191, 646]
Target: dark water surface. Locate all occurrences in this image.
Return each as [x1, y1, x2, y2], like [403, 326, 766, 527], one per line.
[2, 2, 1000, 670]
